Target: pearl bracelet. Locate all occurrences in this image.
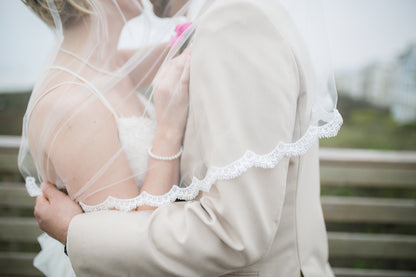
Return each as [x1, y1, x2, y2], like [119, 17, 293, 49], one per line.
[147, 146, 183, 161]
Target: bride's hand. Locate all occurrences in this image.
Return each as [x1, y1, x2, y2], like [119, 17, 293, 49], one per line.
[152, 47, 191, 143]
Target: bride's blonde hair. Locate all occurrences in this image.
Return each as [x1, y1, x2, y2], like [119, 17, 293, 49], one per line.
[22, 0, 92, 27]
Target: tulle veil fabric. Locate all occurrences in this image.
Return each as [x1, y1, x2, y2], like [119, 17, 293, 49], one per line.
[18, 0, 201, 211]
[18, 0, 342, 211]
[18, 0, 341, 275]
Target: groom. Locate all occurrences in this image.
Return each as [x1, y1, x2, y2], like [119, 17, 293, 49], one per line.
[35, 0, 335, 276]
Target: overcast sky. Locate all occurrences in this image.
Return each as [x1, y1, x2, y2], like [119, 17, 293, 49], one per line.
[1, 0, 416, 91]
[323, 0, 416, 71]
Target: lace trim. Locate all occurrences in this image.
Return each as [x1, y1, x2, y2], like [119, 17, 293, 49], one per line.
[25, 110, 343, 212]
[26, 177, 42, 197]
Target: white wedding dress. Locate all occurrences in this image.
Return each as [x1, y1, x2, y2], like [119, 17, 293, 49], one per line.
[33, 95, 156, 276]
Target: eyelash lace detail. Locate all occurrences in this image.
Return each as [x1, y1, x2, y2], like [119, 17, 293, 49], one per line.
[25, 109, 342, 212]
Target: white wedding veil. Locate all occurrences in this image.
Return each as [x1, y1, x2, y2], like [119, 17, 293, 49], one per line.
[18, 0, 342, 212]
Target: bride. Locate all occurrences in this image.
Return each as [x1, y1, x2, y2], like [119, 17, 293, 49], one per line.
[19, 0, 194, 275]
[20, 0, 194, 210]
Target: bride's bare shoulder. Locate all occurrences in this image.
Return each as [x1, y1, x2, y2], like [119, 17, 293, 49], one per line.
[28, 83, 117, 146]
[31, 82, 110, 119]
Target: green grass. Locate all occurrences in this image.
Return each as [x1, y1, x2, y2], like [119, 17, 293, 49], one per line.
[320, 95, 416, 151]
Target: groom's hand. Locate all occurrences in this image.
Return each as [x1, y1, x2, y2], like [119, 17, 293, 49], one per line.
[34, 182, 83, 245]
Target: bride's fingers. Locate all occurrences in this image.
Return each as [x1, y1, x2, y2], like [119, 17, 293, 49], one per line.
[154, 53, 186, 87]
[171, 45, 191, 68]
[152, 47, 191, 98]
[180, 55, 191, 89]
[174, 50, 191, 82]
[182, 44, 192, 57]
[169, 57, 190, 115]
[165, 54, 190, 88]
[170, 54, 191, 98]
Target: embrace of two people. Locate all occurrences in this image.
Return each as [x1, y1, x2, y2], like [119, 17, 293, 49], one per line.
[19, 0, 343, 276]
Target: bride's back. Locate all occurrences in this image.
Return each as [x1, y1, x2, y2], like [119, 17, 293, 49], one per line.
[18, 0, 186, 210]
[26, 64, 146, 205]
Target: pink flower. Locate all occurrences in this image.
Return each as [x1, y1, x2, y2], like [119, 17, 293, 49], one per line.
[170, 22, 193, 47]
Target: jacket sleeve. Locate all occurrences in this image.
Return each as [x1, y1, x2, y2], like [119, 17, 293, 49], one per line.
[67, 2, 300, 276]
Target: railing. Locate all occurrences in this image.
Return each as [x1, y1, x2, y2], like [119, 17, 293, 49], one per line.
[320, 148, 416, 277]
[1, 136, 415, 276]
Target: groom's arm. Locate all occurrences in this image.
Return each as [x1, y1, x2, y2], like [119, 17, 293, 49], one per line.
[67, 2, 300, 276]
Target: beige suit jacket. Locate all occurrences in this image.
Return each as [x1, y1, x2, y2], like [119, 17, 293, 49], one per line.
[67, 1, 335, 276]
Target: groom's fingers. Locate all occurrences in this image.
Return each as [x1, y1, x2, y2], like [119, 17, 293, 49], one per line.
[34, 195, 49, 222]
[40, 182, 64, 203]
[35, 195, 48, 209]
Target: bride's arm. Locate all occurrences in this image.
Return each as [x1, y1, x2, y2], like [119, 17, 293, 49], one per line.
[32, 49, 190, 209]
[33, 56, 190, 236]
[26, 85, 141, 204]
[40, 93, 141, 205]
[137, 49, 191, 209]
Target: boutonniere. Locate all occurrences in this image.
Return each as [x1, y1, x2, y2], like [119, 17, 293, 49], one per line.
[170, 22, 193, 47]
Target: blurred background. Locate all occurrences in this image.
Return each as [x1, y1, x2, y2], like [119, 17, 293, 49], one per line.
[0, 1, 415, 276]
[1, 0, 416, 148]
[321, 0, 416, 151]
